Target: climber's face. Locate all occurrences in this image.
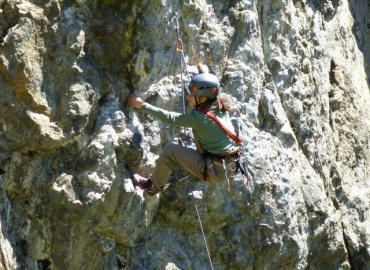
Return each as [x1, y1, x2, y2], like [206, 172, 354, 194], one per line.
[188, 93, 196, 107]
[188, 93, 208, 107]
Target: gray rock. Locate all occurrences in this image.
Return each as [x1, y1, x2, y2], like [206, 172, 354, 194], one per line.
[0, 0, 369, 269]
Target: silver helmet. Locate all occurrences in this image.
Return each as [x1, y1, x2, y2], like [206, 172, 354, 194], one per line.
[188, 73, 220, 99]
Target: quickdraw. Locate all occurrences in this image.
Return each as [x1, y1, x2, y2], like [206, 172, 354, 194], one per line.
[171, 13, 192, 146]
[171, 13, 190, 114]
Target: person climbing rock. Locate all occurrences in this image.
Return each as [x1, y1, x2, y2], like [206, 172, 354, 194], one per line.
[127, 69, 244, 195]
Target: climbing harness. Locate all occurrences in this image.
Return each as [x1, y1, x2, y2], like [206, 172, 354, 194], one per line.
[200, 149, 240, 192]
[198, 107, 248, 191]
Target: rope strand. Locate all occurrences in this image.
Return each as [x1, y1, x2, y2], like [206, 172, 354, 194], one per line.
[171, 13, 191, 144]
[195, 204, 214, 270]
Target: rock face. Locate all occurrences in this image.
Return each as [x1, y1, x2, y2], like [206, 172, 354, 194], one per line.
[0, 0, 369, 269]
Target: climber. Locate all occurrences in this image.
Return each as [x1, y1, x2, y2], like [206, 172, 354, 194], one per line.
[127, 71, 244, 195]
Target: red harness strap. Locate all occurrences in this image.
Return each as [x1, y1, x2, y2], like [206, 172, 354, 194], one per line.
[198, 108, 243, 145]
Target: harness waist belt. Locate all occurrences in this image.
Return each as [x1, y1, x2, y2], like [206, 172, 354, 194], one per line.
[209, 148, 239, 160]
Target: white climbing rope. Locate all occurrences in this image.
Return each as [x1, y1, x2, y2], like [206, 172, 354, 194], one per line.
[195, 203, 214, 270]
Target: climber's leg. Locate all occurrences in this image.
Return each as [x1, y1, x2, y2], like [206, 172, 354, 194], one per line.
[150, 143, 204, 191]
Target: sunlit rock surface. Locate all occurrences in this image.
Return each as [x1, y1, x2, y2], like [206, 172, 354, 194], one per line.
[0, 0, 369, 269]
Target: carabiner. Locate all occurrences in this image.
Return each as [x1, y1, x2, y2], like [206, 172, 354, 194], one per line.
[171, 13, 179, 29]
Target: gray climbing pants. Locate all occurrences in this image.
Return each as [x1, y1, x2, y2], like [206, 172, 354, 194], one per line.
[150, 143, 233, 192]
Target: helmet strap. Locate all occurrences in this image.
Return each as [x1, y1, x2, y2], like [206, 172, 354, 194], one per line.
[195, 96, 208, 110]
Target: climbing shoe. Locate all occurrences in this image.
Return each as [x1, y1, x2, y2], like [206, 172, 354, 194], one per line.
[131, 174, 158, 196]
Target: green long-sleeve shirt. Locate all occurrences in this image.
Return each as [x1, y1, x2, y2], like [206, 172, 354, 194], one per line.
[141, 103, 239, 154]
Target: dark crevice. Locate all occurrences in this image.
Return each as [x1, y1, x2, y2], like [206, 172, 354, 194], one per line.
[329, 59, 337, 85]
[37, 259, 52, 270]
[19, 239, 28, 256]
[341, 224, 370, 269]
[0, 2, 21, 43]
[341, 224, 355, 269]
[116, 255, 125, 270]
[332, 198, 340, 210]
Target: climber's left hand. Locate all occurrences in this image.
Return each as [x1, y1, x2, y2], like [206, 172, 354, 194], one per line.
[127, 94, 145, 109]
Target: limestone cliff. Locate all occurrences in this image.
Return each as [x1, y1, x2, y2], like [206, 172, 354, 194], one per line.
[0, 0, 369, 269]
